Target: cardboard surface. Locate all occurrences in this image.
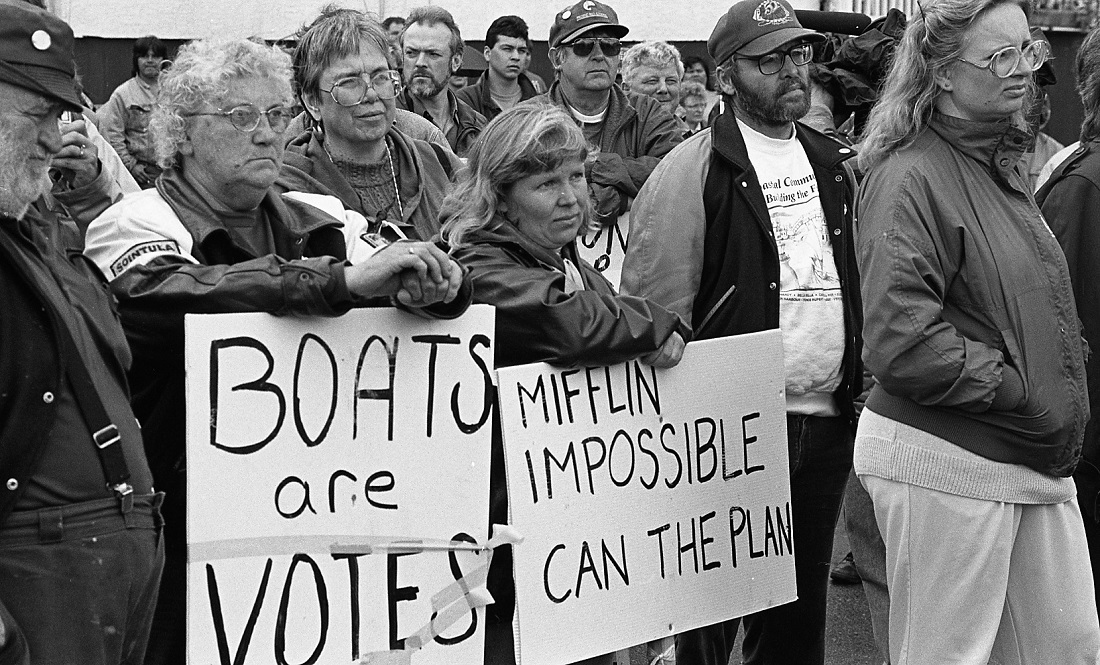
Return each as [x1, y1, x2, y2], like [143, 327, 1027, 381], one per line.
[497, 331, 795, 665]
[184, 306, 495, 664]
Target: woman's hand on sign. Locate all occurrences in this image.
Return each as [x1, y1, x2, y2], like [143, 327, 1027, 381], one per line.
[346, 240, 463, 306]
[640, 332, 685, 368]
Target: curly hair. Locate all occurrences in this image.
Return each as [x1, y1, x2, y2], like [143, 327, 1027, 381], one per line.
[440, 102, 589, 249]
[1077, 26, 1100, 143]
[858, 0, 1031, 171]
[151, 38, 293, 169]
[621, 41, 684, 86]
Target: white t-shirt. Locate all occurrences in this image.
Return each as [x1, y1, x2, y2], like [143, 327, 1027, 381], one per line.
[739, 118, 845, 416]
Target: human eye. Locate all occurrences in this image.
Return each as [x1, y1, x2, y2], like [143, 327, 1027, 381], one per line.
[228, 106, 259, 124]
[760, 53, 782, 69]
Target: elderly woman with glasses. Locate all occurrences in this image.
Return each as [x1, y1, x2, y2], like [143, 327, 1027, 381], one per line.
[83, 37, 467, 664]
[278, 7, 461, 245]
[855, 0, 1100, 662]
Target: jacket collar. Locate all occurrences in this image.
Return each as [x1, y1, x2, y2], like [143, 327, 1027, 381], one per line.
[927, 111, 1032, 190]
[710, 109, 856, 173]
[474, 70, 539, 109]
[156, 167, 339, 251]
[546, 82, 638, 152]
[465, 215, 589, 275]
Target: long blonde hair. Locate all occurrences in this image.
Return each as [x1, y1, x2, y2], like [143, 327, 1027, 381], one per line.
[858, 0, 1031, 171]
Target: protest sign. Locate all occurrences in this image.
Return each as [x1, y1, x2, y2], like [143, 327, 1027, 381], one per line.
[185, 306, 495, 665]
[497, 330, 794, 665]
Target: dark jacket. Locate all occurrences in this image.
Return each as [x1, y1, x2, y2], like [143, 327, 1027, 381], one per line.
[0, 214, 125, 524]
[1037, 140, 1100, 506]
[538, 82, 682, 219]
[621, 110, 863, 426]
[396, 88, 486, 157]
[454, 70, 542, 122]
[858, 113, 1088, 476]
[277, 127, 461, 241]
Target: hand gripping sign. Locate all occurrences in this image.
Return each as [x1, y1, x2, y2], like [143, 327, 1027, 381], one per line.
[497, 330, 796, 665]
[185, 306, 497, 665]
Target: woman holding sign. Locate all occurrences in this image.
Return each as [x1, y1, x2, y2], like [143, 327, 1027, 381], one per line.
[855, 0, 1100, 661]
[439, 101, 690, 664]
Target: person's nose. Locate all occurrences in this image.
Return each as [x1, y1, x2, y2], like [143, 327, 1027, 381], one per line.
[40, 118, 63, 156]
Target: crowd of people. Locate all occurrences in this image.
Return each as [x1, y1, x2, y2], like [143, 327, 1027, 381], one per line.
[2, 0, 1100, 663]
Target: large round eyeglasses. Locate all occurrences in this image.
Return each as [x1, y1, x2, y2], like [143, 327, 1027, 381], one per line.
[956, 40, 1051, 78]
[733, 43, 814, 76]
[321, 71, 402, 106]
[185, 104, 296, 133]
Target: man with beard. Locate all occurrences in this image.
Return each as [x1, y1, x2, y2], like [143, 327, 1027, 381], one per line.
[396, 6, 485, 156]
[100, 35, 168, 188]
[620, 1, 861, 663]
[539, 0, 682, 289]
[0, 3, 164, 664]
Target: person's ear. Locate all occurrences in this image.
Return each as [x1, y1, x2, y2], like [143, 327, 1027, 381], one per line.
[715, 65, 737, 96]
[933, 64, 954, 92]
[483, 45, 492, 63]
[450, 51, 463, 76]
[302, 92, 323, 121]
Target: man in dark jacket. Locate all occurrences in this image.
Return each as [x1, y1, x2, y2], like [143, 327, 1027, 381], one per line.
[621, 1, 861, 663]
[395, 5, 486, 156]
[456, 15, 543, 121]
[538, 0, 682, 288]
[0, 4, 163, 664]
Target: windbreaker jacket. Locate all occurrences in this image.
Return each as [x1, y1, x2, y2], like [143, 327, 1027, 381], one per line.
[538, 82, 682, 218]
[1037, 140, 1100, 501]
[451, 217, 690, 369]
[455, 71, 542, 122]
[620, 110, 863, 425]
[858, 113, 1088, 477]
[277, 127, 461, 241]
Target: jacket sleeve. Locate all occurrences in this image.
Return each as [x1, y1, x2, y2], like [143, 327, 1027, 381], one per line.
[84, 196, 356, 317]
[455, 244, 685, 368]
[855, 168, 1021, 412]
[588, 102, 684, 200]
[619, 135, 709, 328]
[97, 90, 137, 172]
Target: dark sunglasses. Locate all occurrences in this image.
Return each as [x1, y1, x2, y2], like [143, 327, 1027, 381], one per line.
[564, 38, 622, 58]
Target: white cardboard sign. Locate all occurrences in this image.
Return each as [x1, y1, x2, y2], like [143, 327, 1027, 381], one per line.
[184, 306, 496, 665]
[497, 330, 795, 665]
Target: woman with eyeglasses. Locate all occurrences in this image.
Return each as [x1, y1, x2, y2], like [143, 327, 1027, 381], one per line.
[855, 0, 1100, 662]
[278, 7, 461, 245]
[82, 38, 468, 665]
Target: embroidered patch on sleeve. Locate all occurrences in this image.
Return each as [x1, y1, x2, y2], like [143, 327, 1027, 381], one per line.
[110, 239, 181, 277]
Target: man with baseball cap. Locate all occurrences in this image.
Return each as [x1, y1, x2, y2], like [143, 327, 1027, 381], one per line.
[0, 2, 163, 663]
[538, 0, 682, 290]
[620, 0, 862, 662]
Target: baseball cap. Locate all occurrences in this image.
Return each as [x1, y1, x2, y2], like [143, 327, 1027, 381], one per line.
[550, 0, 629, 48]
[708, 0, 825, 64]
[0, 0, 82, 110]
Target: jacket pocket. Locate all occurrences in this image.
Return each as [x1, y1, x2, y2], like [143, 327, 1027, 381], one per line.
[696, 283, 736, 337]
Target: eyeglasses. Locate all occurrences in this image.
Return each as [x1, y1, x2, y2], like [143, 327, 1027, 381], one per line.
[734, 43, 814, 76]
[956, 41, 1051, 78]
[185, 104, 296, 133]
[320, 70, 402, 106]
[563, 38, 622, 58]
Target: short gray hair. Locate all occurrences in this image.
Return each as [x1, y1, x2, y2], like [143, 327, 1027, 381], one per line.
[621, 41, 684, 85]
[295, 5, 393, 105]
[401, 6, 464, 58]
[151, 38, 293, 169]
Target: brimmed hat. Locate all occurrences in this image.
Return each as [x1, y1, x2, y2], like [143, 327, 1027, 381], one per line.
[0, 0, 82, 110]
[549, 1, 629, 48]
[708, 0, 825, 65]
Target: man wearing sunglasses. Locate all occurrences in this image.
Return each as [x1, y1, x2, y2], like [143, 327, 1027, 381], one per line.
[621, 1, 862, 663]
[538, 0, 682, 289]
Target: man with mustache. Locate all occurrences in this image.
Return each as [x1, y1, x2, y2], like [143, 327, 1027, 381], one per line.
[395, 5, 485, 156]
[620, 0, 862, 663]
[538, 0, 682, 289]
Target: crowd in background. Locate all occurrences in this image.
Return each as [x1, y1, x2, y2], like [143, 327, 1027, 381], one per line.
[3, 0, 1100, 664]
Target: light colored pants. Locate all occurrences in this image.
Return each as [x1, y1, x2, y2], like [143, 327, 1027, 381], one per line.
[862, 474, 1100, 665]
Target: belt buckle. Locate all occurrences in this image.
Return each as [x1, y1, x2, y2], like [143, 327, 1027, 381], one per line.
[111, 482, 134, 513]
